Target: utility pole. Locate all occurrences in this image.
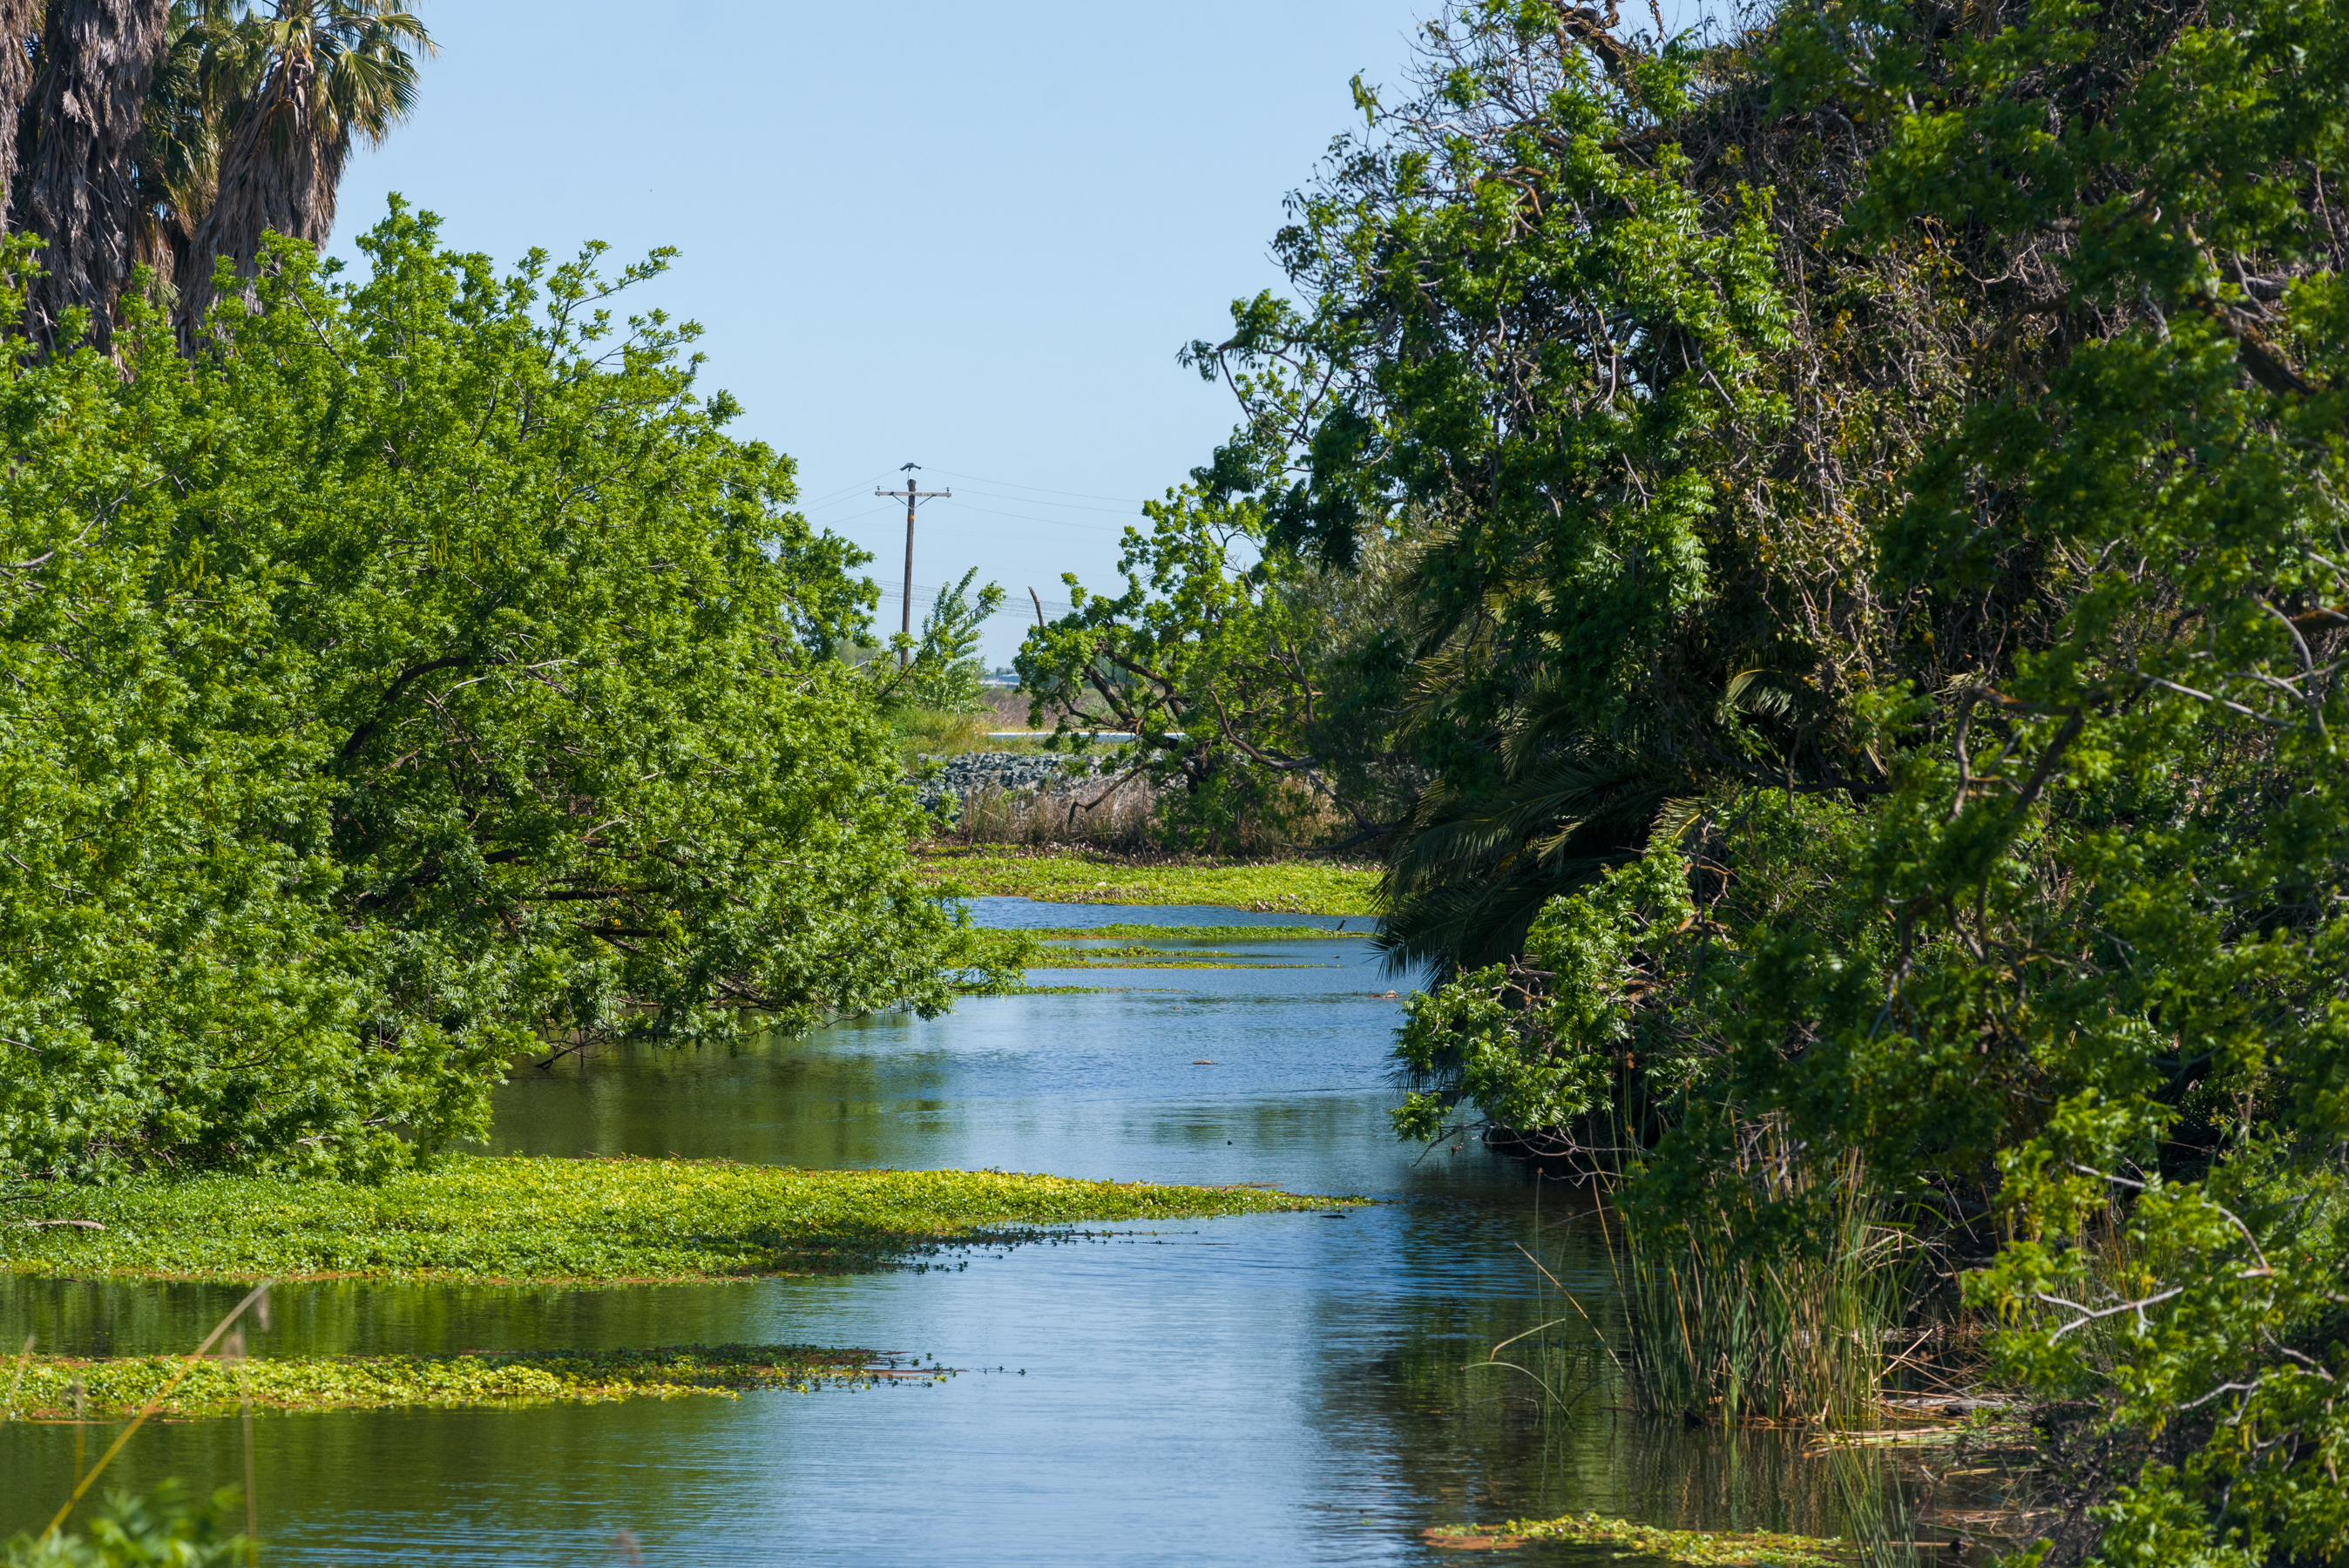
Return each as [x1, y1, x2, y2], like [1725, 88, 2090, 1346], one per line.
[875, 463, 951, 667]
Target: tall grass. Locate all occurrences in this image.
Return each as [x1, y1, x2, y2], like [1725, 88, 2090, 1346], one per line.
[1609, 1141, 1909, 1428]
[942, 776, 1164, 850]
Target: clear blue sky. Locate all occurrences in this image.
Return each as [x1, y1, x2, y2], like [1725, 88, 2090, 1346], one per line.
[334, 2, 1704, 665]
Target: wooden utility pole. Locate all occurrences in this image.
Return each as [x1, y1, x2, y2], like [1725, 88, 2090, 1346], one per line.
[875, 463, 952, 667]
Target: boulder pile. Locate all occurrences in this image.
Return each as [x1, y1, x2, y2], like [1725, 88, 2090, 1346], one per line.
[915, 750, 1101, 806]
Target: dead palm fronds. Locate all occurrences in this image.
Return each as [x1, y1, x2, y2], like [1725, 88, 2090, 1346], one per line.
[0, 0, 41, 225]
[11, 0, 175, 355]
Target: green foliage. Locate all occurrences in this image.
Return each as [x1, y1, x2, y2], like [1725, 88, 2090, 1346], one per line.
[1181, 0, 2349, 1558]
[1392, 844, 1695, 1144]
[901, 567, 1006, 714]
[0, 1153, 1356, 1282]
[1015, 485, 1400, 850]
[3, 1484, 250, 1568]
[0, 206, 1011, 1184]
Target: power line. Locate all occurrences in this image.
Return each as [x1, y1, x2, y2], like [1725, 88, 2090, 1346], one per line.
[822, 496, 1134, 535]
[931, 499, 1134, 534]
[796, 470, 900, 511]
[878, 580, 1076, 615]
[927, 468, 1150, 506]
[946, 486, 1143, 517]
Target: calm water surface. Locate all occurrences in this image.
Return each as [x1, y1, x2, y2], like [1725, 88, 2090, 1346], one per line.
[1, 899, 1845, 1564]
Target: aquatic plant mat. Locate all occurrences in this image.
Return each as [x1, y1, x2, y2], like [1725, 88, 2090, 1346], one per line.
[917, 845, 1378, 914]
[1424, 1513, 1850, 1562]
[1025, 924, 1364, 942]
[1032, 943, 1327, 970]
[2, 1346, 944, 1419]
[0, 1155, 1357, 1284]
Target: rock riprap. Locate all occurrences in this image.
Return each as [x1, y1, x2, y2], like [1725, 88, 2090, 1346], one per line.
[915, 751, 1102, 806]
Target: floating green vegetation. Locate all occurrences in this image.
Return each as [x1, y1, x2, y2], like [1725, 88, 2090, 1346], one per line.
[0, 1156, 1356, 1285]
[919, 848, 1378, 915]
[0, 1345, 937, 1421]
[1024, 924, 1362, 942]
[1032, 943, 1324, 970]
[1425, 1513, 1845, 1564]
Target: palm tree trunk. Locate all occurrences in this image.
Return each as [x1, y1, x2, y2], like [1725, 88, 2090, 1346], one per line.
[0, 0, 43, 230]
[10, 0, 171, 355]
[175, 34, 328, 342]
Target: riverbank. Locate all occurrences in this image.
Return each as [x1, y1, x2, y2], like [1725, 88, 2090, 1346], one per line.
[1, 1156, 1357, 1285]
[920, 845, 1379, 915]
[3, 1346, 943, 1420]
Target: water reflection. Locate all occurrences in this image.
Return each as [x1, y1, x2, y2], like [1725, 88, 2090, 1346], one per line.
[2, 901, 1874, 1565]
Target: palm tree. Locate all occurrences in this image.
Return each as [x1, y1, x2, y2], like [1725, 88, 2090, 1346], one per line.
[175, 0, 429, 338]
[0, 1, 42, 229]
[130, 0, 266, 293]
[10, 0, 175, 354]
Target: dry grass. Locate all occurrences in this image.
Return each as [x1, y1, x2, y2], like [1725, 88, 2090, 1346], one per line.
[937, 774, 1164, 850]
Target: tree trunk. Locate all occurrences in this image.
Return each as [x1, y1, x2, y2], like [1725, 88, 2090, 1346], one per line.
[10, 0, 170, 355]
[175, 43, 332, 343]
[0, 0, 42, 230]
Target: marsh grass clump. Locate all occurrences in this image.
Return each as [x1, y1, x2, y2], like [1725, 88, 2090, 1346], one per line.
[0, 1155, 1357, 1284]
[893, 707, 994, 767]
[944, 775, 1166, 851]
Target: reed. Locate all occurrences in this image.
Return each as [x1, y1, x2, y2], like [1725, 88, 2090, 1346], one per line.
[1608, 1140, 1909, 1429]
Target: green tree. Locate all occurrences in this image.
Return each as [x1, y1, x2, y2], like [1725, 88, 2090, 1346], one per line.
[0, 205, 1006, 1184]
[1016, 484, 1410, 850]
[904, 565, 1006, 713]
[1171, 0, 2349, 1558]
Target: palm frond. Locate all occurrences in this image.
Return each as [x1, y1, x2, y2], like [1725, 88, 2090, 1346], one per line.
[175, 0, 433, 339]
[1377, 742, 1669, 980]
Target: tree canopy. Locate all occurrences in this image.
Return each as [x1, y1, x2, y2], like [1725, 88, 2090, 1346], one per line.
[0, 206, 1006, 1184]
[1026, 1, 2349, 1558]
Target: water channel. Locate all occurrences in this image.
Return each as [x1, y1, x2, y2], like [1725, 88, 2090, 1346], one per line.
[2, 899, 1864, 1564]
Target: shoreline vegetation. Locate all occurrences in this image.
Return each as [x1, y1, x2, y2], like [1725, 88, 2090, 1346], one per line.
[0, 1155, 1358, 1285]
[920, 844, 1379, 915]
[2, 1346, 945, 1421]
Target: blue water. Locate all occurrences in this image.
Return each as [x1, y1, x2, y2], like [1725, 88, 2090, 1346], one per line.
[0, 901, 1840, 1564]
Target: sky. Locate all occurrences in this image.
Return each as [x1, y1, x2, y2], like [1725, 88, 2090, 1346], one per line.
[333, 1, 1705, 666]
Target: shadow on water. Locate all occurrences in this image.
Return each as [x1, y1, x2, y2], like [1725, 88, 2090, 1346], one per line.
[2, 900, 1912, 1565]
